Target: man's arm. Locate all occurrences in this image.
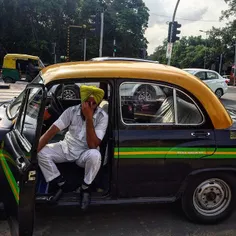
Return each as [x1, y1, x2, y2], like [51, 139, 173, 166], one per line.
[82, 102, 108, 149]
[37, 106, 73, 152]
[37, 125, 59, 152]
[86, 117, 101, 149]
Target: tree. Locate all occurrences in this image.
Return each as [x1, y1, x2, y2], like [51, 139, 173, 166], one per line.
[0, 0, 149, 64]
[149, 36, 207, 69]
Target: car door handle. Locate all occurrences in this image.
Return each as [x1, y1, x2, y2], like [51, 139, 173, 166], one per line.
[191, 131, 211, 138]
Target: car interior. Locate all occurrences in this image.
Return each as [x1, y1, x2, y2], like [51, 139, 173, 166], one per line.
[121, 85, 203, 125]
[36, 81, 112, 200]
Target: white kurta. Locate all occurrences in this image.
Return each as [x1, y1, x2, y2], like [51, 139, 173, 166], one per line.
[38, 105, 108, 185]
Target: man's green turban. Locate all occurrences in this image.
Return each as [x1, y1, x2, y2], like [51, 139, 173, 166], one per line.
[80, 85, 104, 104]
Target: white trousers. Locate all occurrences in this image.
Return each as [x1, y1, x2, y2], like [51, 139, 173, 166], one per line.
[37, 143, 101, 185]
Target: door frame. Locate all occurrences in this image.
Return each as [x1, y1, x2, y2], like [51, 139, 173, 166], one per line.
[3, 83, 47, 236]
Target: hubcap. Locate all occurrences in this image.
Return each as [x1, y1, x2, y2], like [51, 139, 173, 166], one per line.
[216, 89, 222, 98]
[63, 89, 76, 99]
[193, 178, 231, 217]
[138, 91, 152, 101]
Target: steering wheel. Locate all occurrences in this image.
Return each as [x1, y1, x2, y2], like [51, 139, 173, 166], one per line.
[50, 92, 64, 116]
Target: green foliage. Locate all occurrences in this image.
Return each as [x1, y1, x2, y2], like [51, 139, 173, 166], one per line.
[0, 0, 149, 64]
[149, 0, 236, 71]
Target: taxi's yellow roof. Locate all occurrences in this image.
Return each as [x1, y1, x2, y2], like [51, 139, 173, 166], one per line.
[41, 61, 232, 129]
[4, 53, 39, 60]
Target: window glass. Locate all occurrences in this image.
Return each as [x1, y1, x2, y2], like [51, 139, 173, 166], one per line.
[7, 75, 43, 119]
[120, 82, 204, 125]
[207, 72, 218, 80]
[195, 72, 206, 80]
[176, 90, 203, 124]
[48, 82, 110, 100]
[120, 82, 174, 124]
[16, 87, 44, 147]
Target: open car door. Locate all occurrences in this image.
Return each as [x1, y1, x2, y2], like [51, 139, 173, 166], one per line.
[1, 83, 46, 236]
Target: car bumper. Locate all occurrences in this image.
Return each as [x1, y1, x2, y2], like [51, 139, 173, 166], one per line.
[223, 86, 228, 94]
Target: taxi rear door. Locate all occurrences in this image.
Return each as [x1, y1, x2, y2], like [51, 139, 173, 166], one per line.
[1, 83, 46, 236]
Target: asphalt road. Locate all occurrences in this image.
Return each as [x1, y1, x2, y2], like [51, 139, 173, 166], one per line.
[0, 85, 236, 236]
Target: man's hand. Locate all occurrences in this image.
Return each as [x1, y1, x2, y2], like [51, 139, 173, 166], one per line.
[37, 125, 59, 152]
[82, 102, 94, 120]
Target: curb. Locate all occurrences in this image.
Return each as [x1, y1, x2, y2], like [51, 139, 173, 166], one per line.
[0, 84, 10, 89]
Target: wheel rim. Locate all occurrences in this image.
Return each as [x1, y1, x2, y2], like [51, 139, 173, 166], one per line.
[137, 90, 154, 101]
[63, 89, 77, 99]
[215, 89, 222, 98]
[193, 178, 231, 217]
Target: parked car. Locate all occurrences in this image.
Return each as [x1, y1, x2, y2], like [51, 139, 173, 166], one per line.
[223, 75, 230, 84]
[1, 53, 45, 83]
[1, 60, 236, 236]
[183, 68, 228, 98]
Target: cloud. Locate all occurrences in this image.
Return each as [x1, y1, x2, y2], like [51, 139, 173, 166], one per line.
[144, 0, 230, 54]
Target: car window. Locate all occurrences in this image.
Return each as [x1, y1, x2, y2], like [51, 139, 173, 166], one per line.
[16, 87, 44, 147]
[48, 82, 110, 99]
[207, 72, 218, 80]
[7, 74, 43, 119]
[195, 72, 206, 80]
[120, 82, 203, 125]
[120, 82, 169, 124]
[176, 90, 203, 124]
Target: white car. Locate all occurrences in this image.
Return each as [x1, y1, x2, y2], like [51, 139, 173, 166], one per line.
[183, 68, 228, 98]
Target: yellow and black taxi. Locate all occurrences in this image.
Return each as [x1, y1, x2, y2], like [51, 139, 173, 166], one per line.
[0, 58, 236, 236]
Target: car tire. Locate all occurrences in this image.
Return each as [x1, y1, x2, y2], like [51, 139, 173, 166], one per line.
[3, 77, 14, 83]
[134, 85, 156, 102]
[181, 172, 236, 224]
[55, 84, 80, 99]
[215, 89, 223, 98]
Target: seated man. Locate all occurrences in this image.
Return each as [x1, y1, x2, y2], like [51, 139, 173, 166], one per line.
[37, 85, 108, 210]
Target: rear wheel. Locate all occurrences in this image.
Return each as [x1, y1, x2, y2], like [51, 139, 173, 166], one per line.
[181, 172, 236, 224]
[215, 88, 223, 98]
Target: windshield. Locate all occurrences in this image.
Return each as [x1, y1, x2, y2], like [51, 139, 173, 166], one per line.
[183, 69, 197, 75]
[7, 75, 44, 119]
[38, 59, 45, 68]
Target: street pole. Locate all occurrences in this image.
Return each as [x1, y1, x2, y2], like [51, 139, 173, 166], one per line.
[219, 53, 223, 75]
[113, 38, 116, 57]
[83, 37, 87, 61]
[67, 27, 70, 61]
[234, 41, 236, 86]
[204, 32, 207, 69]
[99, 10, 104, 57]
[53, 42, 57, 64]
[167, 0, 181, 65]
[83, 24, 87, 61]
[204, 38, 206, 69]
[199, 30, 209, 69]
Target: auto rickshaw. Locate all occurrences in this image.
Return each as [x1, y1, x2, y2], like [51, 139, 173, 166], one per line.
[1, 53, 45, 83]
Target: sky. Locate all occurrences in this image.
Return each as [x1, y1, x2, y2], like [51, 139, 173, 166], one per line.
[144, 0, 230, 55]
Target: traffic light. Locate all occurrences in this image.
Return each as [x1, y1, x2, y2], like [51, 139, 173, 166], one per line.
[168, 21, 181, 43]
[172, 21, 181, 42]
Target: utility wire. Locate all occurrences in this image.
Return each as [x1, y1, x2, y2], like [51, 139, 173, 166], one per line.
[150, 12, 220, 22]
